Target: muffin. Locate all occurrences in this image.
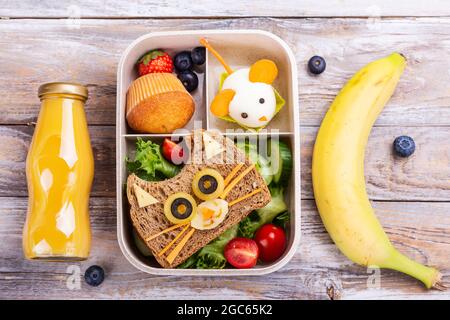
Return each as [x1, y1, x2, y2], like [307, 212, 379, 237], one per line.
[126, 73, 195, 133]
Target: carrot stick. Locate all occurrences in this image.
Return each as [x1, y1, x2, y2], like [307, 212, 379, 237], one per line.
[200, 38, 233, 75]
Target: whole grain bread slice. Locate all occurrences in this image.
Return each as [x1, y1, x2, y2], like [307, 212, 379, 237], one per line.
[127, 132, 271, 268]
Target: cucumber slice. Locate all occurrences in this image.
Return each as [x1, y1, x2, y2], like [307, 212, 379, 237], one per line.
[235, 141, 273, 185]
[270, 140, 293, 186]
[257, 154, 273, 186]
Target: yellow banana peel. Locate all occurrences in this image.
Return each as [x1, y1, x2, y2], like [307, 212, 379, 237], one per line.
[312, 53, 444, 289]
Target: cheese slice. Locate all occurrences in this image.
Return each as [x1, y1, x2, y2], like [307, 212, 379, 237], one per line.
[228, 188, 262, 207]
[157, 224, 190, 257]
[224, 163, 244, 187]
[145, 222, 188, 242]
[166, 228, 196, 264]
[203, 132, 224, 159]
[220, 164, 255, 200]
[133, 184, 158, 208]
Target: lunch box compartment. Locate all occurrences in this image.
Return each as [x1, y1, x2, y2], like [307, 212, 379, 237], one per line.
[205, 35, 295, 134]
[117, 36, 207, 135]
[117, 30, 300, 275]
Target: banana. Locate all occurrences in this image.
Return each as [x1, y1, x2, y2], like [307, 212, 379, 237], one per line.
[312, 53, 443, 289]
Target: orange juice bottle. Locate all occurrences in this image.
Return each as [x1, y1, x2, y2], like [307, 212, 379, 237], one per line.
[23, 82, 94, 261]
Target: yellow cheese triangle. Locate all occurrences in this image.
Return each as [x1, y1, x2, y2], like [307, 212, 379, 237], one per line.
[203, 132, 224, 159]
[133, 184, 158, 208]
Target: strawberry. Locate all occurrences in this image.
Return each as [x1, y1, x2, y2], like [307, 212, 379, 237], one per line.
[137, 50, 173, 76]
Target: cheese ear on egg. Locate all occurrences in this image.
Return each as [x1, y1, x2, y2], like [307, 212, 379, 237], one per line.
[133, 184, 159, 208]
[210, 89, 235, 117]
[203, 132, 225, 159]
[249, 59, 278, 84]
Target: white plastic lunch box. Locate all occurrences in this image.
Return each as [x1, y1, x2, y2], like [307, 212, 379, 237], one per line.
[116, 30, 300, 275]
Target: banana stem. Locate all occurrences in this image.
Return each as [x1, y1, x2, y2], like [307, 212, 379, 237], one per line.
[383, 250, 442, 289]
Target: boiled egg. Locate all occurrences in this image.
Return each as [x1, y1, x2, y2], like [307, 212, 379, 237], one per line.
[222, 68, 251, 90]
[222, 68, 276, 128]
[190, 199, 229, 230]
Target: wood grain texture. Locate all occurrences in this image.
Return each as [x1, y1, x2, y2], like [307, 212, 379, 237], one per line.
[0, 9, 449, 300]
[0, 198, 448, 300]
[0, 18, 450, 126]
[1, 0, 450, 18]
[1, 125, 448, 201]
[0, 125, 115, 197]
[301, 126, 450, 201]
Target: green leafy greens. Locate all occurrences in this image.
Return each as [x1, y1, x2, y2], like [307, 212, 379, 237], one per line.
[179, 138, 292, 269]
[272, 210, 290, 230]
[238, 185, 288, 238]
[126, 138, 180, 181]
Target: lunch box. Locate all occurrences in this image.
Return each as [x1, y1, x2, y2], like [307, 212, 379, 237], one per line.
[116, 30, 300, 275]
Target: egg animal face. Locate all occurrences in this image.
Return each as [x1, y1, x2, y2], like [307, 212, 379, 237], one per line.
[190, 199, 229, 230]
[228, 83, 276, 128]
[222, 68, 277, 128]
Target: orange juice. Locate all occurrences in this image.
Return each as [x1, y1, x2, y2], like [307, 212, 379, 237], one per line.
[23, 83, 94, 261]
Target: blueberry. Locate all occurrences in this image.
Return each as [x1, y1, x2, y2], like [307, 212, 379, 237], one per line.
[393, 136, 415, 157]
[191, 47, 206, 65]
[174, 51, 193, 72]
[84, 265, 105, 287]
[178, 70, 198, 92]
[308, 56, 326, 75]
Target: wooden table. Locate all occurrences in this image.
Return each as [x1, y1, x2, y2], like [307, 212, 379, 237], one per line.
[1, 1, 449, 300]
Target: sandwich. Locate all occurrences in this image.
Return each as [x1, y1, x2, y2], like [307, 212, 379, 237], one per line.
[126, 131, 271, 268]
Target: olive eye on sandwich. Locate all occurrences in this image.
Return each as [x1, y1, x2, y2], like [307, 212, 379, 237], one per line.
[192, 168, 225, 201]
[164, 192, 197, 224]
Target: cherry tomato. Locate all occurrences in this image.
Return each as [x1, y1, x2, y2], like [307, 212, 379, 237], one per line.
[254, 224, 286, 262]
[224, 238, 259, 269]
[162, 138, 184, 164]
